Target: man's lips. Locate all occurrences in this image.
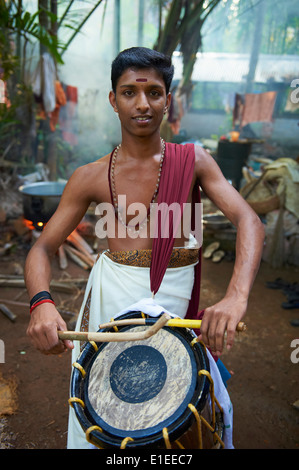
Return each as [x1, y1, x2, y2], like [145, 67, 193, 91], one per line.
[132, 115, 152, 122]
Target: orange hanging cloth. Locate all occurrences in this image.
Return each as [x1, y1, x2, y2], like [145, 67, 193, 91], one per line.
[49, 80, 67, 132]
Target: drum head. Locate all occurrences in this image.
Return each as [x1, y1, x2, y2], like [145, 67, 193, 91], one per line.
[70, 312, 210, 448]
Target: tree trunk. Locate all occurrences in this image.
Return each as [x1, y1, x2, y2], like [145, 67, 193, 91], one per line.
[47, 0, 58, 180]
[138, 0, 144, 46]
[39, 0, 49, 55]
[154, 0, 183, 55]
[245, 0, 267, 93]
[114, 0, 121, 56]
[155, 1, 221, 102]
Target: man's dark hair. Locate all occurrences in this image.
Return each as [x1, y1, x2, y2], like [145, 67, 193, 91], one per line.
[111, 47, 174, 94]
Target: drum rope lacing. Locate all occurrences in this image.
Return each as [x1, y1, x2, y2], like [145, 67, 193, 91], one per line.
[69, 336, 225, 450]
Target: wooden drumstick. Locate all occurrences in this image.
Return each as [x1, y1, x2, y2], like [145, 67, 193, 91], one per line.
[167, 318, 247, 332]
[58, 312, 171, 343]
[96, 317, 247, 332]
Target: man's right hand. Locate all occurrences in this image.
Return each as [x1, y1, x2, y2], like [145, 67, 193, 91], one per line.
[27, 303, 74, 355]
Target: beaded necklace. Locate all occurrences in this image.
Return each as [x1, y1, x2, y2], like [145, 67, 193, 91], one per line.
[108, 138, 165, 234]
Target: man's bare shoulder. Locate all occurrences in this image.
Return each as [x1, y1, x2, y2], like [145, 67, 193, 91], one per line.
[193, 144, 219, 180]
[69, 153, 110, 184]
[62, 153, 111, 205]
[74, 153, 110, 174]
[194, 144, 214, 166]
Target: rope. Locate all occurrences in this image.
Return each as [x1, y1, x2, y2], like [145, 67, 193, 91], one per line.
[188, 403, 203, 449]
[72, 361, 86, 378]
[85, 425, 103, 448]
[198, 369, 225, 448]
[162, 428, 172, 449]
[89, 341, 98, 352]
[68, 397, 85, 409]
[110, 317, 119, 332]
[120, 437, 134, 449]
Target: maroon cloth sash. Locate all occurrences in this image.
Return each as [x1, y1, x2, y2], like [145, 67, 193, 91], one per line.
[150, 142, 202, 320]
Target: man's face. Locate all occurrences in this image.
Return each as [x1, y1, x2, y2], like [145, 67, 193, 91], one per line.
[109, 67, 171, 137]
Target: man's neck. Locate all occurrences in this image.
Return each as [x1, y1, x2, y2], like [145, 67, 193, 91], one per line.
[119, 132, 163, 161]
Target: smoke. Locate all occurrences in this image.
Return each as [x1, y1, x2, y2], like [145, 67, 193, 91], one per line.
[57, 0, 160, 166]
[58, 2, 118, 164]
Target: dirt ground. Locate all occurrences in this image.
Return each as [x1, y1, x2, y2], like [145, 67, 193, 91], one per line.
[0, 238, 298, 450]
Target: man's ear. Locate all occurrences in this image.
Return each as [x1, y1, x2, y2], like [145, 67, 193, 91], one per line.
[109, 90, 118, 113]
[166, 92, 172, 109]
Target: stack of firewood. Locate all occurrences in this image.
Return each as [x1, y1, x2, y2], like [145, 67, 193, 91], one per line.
[59, 229, 97, 270]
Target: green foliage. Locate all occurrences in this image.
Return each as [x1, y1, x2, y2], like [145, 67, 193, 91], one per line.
[202, 0, 299, 56]
[154, 1, 222, 96]
[0, 0, 64, 80]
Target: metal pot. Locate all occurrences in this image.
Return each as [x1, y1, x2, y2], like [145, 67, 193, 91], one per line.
[18, 181, 66, 229]
[203, 213, 232, 231]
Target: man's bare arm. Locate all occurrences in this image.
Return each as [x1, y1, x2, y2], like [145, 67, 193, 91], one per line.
[25, 166, 93, 354]
[195, 146, 265, 355]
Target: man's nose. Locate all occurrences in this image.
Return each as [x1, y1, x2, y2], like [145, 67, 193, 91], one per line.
[136, 92, 149, 111]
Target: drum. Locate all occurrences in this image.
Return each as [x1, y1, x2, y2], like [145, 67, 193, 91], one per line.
[69, 311, 225, 449]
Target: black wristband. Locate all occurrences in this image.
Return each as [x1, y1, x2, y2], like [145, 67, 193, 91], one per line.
[30, 291, 53, 307]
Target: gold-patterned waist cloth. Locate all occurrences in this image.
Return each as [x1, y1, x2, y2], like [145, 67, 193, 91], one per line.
[103, 247, 199, 268]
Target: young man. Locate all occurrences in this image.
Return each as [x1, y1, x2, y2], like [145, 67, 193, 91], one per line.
[25, 47, 264, 448]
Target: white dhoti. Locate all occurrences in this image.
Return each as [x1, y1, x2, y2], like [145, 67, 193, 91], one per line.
[67, 249, 233, 449]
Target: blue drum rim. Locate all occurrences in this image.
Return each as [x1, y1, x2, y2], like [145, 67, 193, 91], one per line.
[70, 311, 210, 448]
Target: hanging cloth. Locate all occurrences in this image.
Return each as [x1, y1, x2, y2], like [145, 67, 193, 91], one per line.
[150, 142, 202, 320]
[240, 91, 277, 128]
[31, 52, 56, 113]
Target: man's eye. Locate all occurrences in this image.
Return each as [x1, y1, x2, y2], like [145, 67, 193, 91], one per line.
[150, 90, 161, 97]
[124, 90, 134, 96]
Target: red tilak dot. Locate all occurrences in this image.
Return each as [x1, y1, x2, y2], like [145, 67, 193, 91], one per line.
[136, 78, 147, 82]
